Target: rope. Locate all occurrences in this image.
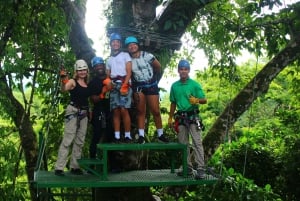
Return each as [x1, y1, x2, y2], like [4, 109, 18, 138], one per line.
[35, 61, 62, 172]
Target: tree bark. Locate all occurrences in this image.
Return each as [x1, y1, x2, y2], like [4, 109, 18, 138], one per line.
[203, 34, 300, 160]
[61, 0, 95, 66]
[0, 77, 38, 201]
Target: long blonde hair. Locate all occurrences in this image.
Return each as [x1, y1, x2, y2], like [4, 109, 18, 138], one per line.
[73, 69, 89, 83]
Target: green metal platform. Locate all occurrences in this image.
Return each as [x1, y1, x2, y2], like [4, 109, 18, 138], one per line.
[34, 169, 217, 188]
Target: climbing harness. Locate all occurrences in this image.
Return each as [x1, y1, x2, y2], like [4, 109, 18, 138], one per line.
[174, 109, 205, 131]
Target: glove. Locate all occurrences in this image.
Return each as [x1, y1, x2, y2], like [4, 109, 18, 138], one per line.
[60, 69, 68, 78]
[60, 69, 69, 84]
[189, 95, 199, 105]
[168, 116, 173, 127]
[102, 77, 112, 91]
[99, 86, 109, 99]
[120, 83, 129, 96]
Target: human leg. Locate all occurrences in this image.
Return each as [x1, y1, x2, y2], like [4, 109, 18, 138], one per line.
[178, 125, 193, 168]
[134, 92, 146, 133]
[55, 116, 77, 171]
[147, 94, 163, 131]
[146, 93, 168, 142]
[120, 108, 132, 140]
[134, 92, 146, 144]
[70, 116, 88, 170]
[89, 113, 103, 158]
[113, 108, 121, 140]
[189, 124, 205, 179]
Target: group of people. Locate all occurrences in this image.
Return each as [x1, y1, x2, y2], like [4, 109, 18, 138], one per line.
[54, 33, 207, 180]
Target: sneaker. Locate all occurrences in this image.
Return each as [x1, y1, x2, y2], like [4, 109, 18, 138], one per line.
[54, 169, 64, 176]
[195, 168, 206, 180]
[70, 168, 83, 175]
[113, 138, 121, 144]
[138, 136, 145, 144]
[124, 137, 132, 143]
[177, 167, 194, 176]
[158, 134, 169, 143]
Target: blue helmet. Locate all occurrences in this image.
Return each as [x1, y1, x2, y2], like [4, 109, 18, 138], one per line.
[91, 56, 104, 67]
[110, 33, 122, 43]
[178, 59, 190, 69]
[125, 36, 138, 46]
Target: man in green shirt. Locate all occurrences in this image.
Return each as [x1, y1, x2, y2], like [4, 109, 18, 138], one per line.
[168, 59, 207, 179]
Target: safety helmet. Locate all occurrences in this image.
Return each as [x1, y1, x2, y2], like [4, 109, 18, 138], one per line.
[74, 59, 88, 71]
[91, 56, 105, 68]
[110, 33, 122, 43]
[125, 36, 138, 46]
[178, 59, 190, 69]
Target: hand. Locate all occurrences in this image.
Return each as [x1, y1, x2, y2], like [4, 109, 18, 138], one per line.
[60, 69, 68, 78]
[102, 78, 112, 90]
[120, 83, 129, 96]
[189, 95, 199, 105]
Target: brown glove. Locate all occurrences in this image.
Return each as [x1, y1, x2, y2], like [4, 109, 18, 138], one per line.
[189, 95, 199, 105]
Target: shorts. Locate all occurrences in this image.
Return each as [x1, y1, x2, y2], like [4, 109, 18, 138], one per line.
[110, 82, 132, 110]
[132, 81, 159, 95]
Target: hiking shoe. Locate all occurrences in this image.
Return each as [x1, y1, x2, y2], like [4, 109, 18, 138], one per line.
[138, 136, 145, 144]
[124, 137, 132, 143]
[195, 168, 206, 180]
[70, 168, 83, 175]
[54, 170, 64, 176]
[158, 134, 169, 143]
[177, 167, 194, 177]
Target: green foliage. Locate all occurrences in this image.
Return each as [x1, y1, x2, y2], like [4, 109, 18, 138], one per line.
[188, 0, 300, 80]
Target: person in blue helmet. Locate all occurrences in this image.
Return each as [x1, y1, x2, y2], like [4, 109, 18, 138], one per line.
[125, 36, 169, 144]
[88, 56, 114, 160]
[168, 59, 207, 180]
[106, 33, 133, 143]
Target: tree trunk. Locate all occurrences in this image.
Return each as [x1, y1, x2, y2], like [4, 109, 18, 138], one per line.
[0, 79, 38, 201]
[203, 35, 300, 160]
[61, 0, 95, 65]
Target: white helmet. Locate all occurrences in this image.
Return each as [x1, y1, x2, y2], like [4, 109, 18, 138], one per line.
[74, 59, 88, 71]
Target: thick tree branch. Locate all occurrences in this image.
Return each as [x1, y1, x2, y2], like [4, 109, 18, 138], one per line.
[203, 34, 300, 160]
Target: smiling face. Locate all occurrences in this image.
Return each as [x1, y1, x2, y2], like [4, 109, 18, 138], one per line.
[127, 42, 139, 55]
[75, 69, 88, 80]
[178, 67, 190, 81]
[93, 64, 106, 76]
[110, 39, 121, 53]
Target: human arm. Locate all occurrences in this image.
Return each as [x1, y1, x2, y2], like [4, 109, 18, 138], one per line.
[61, 79, 76, 92]
[151, 58, 162, 81]
[60, 69, 75, 92]
[123, 60, 132, 85]
[120, 61, 132, 95]
[168, 102, 176, 126]
[189, 81, 207, 105]
[189, 96, 207, 105]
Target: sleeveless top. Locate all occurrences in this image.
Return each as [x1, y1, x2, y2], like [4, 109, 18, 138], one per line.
[69, 79, 89, 107]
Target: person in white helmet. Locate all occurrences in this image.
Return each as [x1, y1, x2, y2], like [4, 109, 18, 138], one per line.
[54, 59, 90, 176]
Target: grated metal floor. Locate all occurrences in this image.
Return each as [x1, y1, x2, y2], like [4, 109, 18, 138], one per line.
[34, 169, 218, 188]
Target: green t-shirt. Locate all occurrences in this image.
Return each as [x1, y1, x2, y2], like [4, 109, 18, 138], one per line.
[170, 78, 205, 112]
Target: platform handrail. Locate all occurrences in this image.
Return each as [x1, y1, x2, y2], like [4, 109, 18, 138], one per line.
[97, 142, 188, 180]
